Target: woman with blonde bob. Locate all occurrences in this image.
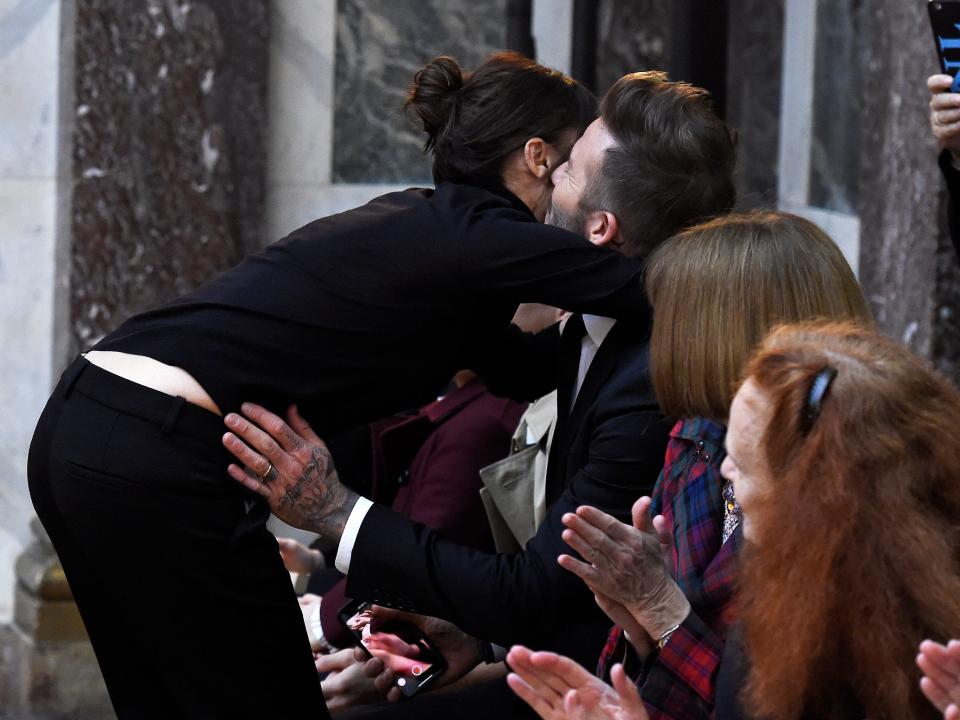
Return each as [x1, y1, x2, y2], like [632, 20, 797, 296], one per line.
[508, 212, 873, 719]
[645, 210, 871, 422]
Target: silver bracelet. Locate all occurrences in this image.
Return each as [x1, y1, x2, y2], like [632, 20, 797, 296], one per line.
[657, 623, 681, 650]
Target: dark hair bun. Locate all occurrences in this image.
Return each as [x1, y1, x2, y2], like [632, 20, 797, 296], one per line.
[406, 56, 463, 147]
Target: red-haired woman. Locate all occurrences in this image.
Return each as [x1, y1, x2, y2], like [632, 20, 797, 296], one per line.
[717, 322, 960, 718]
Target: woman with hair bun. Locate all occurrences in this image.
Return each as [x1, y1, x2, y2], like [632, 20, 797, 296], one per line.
[27, 52, 643, 720]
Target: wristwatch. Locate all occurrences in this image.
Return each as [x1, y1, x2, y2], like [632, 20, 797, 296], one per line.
[477, 639, 506, 664]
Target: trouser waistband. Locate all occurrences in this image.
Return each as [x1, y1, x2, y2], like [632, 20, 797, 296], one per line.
[60, 355, 225, 442]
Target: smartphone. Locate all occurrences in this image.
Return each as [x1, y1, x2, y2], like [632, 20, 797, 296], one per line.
[930, 1, 960, 92]
[337, 600, 448, 697]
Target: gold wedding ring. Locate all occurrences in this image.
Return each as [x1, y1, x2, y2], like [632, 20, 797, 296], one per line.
[258, 462, 274, 483]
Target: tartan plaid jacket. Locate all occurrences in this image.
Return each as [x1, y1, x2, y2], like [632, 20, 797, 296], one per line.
[596, 417, 741, 720]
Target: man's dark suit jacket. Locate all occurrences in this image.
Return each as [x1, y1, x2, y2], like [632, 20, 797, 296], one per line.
[345, 310, 672, 666]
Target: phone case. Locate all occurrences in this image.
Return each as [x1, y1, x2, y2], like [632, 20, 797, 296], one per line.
[337, 600, 448, 697]
[930, 1, 960, 92]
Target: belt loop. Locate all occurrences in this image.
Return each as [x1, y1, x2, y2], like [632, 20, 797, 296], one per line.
[162, 396, 187, 435]
[61, 356, 88, 399]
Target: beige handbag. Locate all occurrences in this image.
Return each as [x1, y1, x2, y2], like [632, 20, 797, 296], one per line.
[479, 391, 557, 553]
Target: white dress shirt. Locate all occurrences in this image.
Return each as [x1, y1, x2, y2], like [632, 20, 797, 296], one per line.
[573, 314, 617, 407]
[334, 315, 617, 574]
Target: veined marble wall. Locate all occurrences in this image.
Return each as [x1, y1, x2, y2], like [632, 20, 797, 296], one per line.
[265, 0, 410, 241]
[332, 0, 508, 184]
[0, 0, 63, 618]
[68, 0, 270, 353]
[266, 0, 516, 240]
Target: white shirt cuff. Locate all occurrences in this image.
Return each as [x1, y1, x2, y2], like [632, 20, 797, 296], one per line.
[334, 496, 374, 574]
[305, 600, 325, 650]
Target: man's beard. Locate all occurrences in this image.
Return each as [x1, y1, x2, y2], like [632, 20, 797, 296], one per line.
[545, 201, 586, 236]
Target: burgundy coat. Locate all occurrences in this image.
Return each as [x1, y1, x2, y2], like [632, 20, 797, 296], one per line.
[319, 379, 526, 646]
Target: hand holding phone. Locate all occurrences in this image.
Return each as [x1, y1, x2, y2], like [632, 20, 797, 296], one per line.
[338, 600, 448, 697]
[930, 1, 960, 92]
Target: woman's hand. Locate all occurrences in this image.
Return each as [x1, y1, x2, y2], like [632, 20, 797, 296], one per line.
[557, 497, 689, 641]
[277, 537, 324, 574]
[222, 403, 358, 540]
[317, 648, 387, 716]
[929, 74, 960, 162]
[918, 639, 960, 719]
[506, 646, 648, 720]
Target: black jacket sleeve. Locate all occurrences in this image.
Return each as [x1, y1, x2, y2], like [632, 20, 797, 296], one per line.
[939, 149, 960, 258]
[458, 205, 646, 319]
[468, 321, 561, 402]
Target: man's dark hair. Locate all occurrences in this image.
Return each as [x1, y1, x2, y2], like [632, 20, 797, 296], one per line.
[584, 71, 737, 259]
[406, 52, 596, 186]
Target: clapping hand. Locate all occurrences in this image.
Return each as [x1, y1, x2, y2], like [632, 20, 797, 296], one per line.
[557, 496, 688, 644]
[918, 639, 960, 719]
[506, 645, 648, 720]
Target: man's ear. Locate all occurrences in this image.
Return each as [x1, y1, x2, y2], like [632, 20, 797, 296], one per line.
[584, 210, 623, 250]
[523, 137, 551, 179]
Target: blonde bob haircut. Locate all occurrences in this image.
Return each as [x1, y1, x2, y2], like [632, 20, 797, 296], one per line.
[644, 211, 873, 421]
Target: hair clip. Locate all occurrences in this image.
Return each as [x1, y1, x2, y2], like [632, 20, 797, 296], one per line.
[801, 366, 837, 434]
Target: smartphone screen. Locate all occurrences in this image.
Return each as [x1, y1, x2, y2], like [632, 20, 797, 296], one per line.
[338, 601, 448, 697]
[930, 1, 960, 91]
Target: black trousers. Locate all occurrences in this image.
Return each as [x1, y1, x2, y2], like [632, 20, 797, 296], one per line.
[27, 357, 329, 719]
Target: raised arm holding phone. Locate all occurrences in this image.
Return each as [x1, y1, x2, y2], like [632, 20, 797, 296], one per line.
[928, 1, 960, 254]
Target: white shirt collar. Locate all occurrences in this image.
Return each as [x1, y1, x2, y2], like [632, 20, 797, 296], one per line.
[583, 314, 617, 347]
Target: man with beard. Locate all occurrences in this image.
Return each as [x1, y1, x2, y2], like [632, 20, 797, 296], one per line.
[222, 71, 736, 717]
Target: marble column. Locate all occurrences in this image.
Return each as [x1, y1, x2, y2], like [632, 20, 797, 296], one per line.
[0, 1, 272, 715]
[857, 0, 960, 376]
[67, 0, 270, 355]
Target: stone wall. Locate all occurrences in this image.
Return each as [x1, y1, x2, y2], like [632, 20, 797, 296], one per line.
[857, 0, 960, 377]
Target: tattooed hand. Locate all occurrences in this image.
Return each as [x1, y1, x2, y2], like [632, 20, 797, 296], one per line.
[222, 403, 359, 539]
